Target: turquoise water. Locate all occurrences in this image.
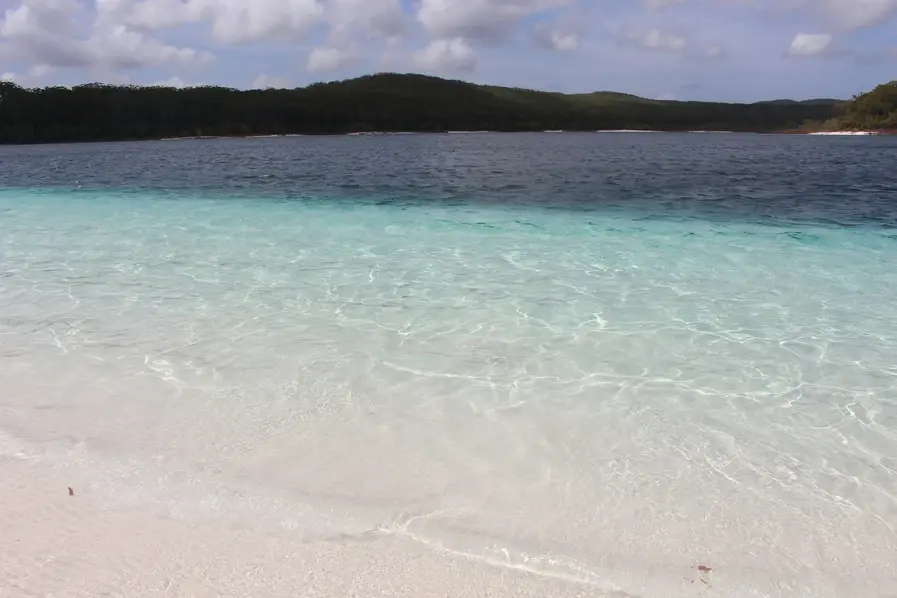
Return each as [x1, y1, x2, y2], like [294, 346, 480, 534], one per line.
[1, 134, 897, 596]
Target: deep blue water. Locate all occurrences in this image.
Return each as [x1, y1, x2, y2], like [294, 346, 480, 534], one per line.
[3, 133, 896, 226]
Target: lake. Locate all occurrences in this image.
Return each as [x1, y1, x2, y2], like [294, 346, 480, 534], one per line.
[2, 132, 896, 597]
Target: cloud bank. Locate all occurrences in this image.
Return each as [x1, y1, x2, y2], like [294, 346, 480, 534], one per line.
[0, 0, 894, 100]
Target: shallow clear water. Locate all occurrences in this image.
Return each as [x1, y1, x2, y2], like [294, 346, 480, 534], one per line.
[2, 133, 897, 596]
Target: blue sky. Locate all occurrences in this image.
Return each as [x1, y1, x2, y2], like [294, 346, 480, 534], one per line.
[0, 0, 895, 101]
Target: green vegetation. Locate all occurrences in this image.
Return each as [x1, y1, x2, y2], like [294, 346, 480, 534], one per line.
[0, 72, 842, 144]
[831, 81, 897, 130]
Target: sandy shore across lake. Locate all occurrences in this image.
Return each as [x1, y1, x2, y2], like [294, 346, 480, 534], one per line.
[1, 454, 605, 598]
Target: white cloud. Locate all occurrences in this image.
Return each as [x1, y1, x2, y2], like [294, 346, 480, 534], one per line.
[0, 0, 212, 71]
[301, 0, 402, 75]
[643, 29, 687, 51]
[106, 0, 324, 44]
[326, 0, 405, 39]
[647, 0, 689, 10]
[619, 27, 688, 53]
[815, 0, 897, 31]
[547, 31, 579, 51]
[415, 38, 477, 73]
[534, 22, 580, 51]
[306, 45, 358, 72]
[706, 44, 726, 59]
[99, 0, 404, 44]
[0, 63, 53, 87]
[787, 32, 833, 57]
[416, 0, 573, 42]
[151, 75, 186, 87]
[0, 0, 895, 100]
[251, 73, 291, 89]
[29, 63, 53, 78]
[95, 26, 211, 69]
[97, 0, 201, 30]
[766, 0, 897, 32]
[207, 0, 323, 44]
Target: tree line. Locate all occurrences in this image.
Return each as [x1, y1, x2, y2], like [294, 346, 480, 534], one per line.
[0, 72, 844, 144]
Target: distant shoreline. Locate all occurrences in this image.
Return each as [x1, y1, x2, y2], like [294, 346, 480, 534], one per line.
[777, 128, 897, 136]
[4, 73, 893, 145]
[3, 129, 894, 147]
[156, 129, 897, 141]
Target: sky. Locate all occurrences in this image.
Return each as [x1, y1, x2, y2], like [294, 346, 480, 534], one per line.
[0, 0, 895, 102]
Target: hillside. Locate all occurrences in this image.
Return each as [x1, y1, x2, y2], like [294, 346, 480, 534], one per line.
[0, 72, 842, 144]
[835, 81, 897, 130]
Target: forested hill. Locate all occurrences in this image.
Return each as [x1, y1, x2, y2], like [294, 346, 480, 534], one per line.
[832, 81, 897, 130]
[0, 72, 841, 144]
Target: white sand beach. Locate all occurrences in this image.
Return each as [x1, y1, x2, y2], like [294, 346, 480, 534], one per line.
[806, 131, 880, 135]
[1, 455, 602, 598]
